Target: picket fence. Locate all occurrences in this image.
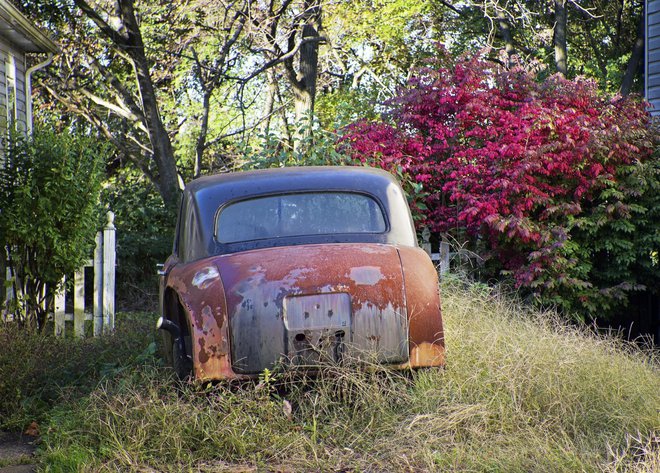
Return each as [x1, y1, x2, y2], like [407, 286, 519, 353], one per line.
[3, 211, 116, 337]
[420, 226, 450, 274]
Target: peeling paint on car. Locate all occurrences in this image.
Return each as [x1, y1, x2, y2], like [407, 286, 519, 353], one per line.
[216, 243, 410, 373]
[349, 266, 385, 286]
[191, 266, 220, 289]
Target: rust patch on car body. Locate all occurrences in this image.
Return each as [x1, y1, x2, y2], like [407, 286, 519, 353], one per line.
[167, 262, 246, 380]
[217, 243, 408, 373]
[165, 242, 444, 379]
[397, 246, 445, 368]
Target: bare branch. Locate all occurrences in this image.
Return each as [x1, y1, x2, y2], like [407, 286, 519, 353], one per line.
[73, 0, 130, 47]
[85, 54, 144, 121]
[239, 36, 325, 85]
[79, 88, 148, 134]
[43, 84, 156, 185]
[437, 0, 462, 14]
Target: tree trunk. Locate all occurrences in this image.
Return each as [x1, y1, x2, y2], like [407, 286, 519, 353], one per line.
[614, 0, 625, 53]
[130, 52, 179, 205]
[195, 90, 211, 178]
[260, 68, 277, 137]
[285, 0, 321, 153]
[276, 79, 294, 150]
[621, 4, 645, 97]
[293, 23, 320, 150]
[554, 0, 568, 77]
[496, 9, 515, 67]
[119, 0, 179, 205]
[74, 0, 180, 207]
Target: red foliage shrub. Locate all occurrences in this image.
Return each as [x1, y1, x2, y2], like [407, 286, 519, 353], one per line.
[341, 50, 659, 318]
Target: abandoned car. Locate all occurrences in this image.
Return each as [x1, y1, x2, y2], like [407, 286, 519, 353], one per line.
[158, 166, 445, 380]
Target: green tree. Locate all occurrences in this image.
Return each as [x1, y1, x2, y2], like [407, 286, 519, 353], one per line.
[23, 0, 253, 202]
[432, 1, 645, 93]
[0, 128, 105, 331]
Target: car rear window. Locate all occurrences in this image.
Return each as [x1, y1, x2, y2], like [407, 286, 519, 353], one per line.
[216, 192, 387, 243]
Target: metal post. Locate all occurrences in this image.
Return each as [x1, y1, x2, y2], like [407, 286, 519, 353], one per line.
[102, 211, 116, 334]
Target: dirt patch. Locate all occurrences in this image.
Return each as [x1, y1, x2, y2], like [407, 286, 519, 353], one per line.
[0, 432, 36, 473]
[0, 467, 35, 473]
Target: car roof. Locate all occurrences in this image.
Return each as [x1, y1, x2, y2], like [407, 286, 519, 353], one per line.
[186, 166, 400, 199]
[177, 166, 418, 261]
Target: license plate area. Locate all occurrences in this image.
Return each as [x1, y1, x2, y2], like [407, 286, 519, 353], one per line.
[283, 293, 351, 365]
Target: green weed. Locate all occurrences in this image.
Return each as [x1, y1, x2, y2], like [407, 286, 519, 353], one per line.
[0, 312, 158, 430]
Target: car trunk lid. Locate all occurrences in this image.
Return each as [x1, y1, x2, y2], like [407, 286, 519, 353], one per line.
[214, 243, 408, 373]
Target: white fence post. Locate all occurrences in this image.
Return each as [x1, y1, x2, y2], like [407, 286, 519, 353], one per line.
[93, 231, 103, 336]
[3, 213, 115, 337]
[54, 277, 65, 337]
[2, 267, 13, 323]
[421, 226, 432, 257]
[0, 256, 5, 312]
[439, 238, 450, 275]
[49, 210, 115, 338]
[102, 211, 116, 334]
[74, 267, 85, 338]
[4, 267, 13, 304]
[421, 228, 452, 276]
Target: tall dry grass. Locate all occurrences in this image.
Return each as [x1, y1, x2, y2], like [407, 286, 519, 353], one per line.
[34, 278, 660, 471]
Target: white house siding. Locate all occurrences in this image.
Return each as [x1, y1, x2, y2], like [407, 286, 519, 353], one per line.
[0, 41, 28, 133]
[647, 0, 660, 116]
[15, 53, 27, 130]
[0, 57, 5, 133]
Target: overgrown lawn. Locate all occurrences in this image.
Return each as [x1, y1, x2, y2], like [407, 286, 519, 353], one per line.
[2, 279, 658, 472]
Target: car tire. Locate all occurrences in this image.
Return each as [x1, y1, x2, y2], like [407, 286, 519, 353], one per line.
[160, 331, 174, 365]
[172, 336, 193, 381]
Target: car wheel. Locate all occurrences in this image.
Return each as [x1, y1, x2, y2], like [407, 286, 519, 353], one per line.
[172, 335, 193, 380]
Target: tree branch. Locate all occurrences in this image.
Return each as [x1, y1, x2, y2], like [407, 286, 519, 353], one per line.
[237, 36, 325, 85]
[79, 88, 148, 134]
[43, 84, 157, 185]
[73, 0, 130, 47]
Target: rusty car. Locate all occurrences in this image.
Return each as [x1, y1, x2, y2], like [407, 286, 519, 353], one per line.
[158, 166, 444, 380]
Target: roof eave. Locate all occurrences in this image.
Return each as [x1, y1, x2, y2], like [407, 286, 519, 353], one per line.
[0, 0, 58, 53]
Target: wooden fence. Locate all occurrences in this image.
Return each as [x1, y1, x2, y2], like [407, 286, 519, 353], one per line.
[3, 211, 116, 337]
[420, 226, 450, 274]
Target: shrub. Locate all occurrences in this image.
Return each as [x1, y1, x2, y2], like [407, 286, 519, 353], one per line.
[341, 49, 660, 319]
[0, 128, 106, 330]
[0, 312, 158, 430]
